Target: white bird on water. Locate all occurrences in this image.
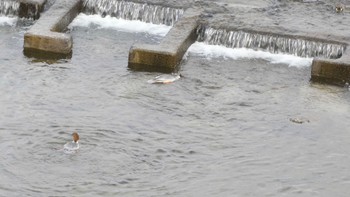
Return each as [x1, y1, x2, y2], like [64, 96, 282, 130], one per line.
[63, 132, 80, 154]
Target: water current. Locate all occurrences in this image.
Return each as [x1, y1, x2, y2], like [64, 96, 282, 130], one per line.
[1, 6, 350, 197]
[82, 0, 184, 26]
[0, 0, 19, 17]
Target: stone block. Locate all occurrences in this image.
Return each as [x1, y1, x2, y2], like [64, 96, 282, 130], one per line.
[311, 51, 350, 86]
[23, 0, 82, 59]
[128, 8, 200, 72]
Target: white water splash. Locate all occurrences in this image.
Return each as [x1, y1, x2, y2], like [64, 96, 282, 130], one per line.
[0, 16, 17, 26]
[188, 42, 313, 68]
[69, 13, 171, 36]
[82, 0, 184, 26]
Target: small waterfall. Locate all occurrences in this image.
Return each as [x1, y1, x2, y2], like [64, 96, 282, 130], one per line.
[198, 26, 346, 59]
[0, 0, 19, 16]
[82, 0, 184, 26]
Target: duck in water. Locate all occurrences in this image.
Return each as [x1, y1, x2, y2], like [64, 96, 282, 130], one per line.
[63, 132, 80, 154]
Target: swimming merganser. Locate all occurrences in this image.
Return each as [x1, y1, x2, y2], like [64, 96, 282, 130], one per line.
[63, 132, 80, 154]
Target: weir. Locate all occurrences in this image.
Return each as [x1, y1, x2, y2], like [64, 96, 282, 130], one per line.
[13, 0, 350, 86]
[197, 26, 350, 86]
[82, 0, 184, 26]
[197, 26, 346, 59]
[81, 0, 192, 72]
[22, 0, 187, 59]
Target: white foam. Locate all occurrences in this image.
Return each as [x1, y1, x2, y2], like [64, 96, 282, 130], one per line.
[188, 42, 313, 68]
[69, 13, 171, 36]
[0, 16, 17, 26]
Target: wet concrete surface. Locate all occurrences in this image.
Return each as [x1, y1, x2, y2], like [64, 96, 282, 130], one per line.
[23, 0, 350, 50]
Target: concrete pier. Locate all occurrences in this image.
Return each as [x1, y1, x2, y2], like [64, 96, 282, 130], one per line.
[311, 51, 350, 86]
[23, 0, 81, 59]
[19, 0, 46, 19]
[128, 9, 200, 73]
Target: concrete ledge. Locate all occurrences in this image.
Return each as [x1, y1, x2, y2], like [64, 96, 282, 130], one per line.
[311, 50, 350, 86]
[23, 0, 81, 58]
[19, 0, 47, 19]
[128, 8, 200, 72]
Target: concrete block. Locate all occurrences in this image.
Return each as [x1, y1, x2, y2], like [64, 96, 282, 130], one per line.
[23, 0, 82, 59]
[311, 50, 350, 86]
[128, 8, 200, 72]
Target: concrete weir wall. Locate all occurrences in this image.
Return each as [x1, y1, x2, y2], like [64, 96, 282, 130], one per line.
[23, 0, 81, 59]
[128, 9, 201, 73]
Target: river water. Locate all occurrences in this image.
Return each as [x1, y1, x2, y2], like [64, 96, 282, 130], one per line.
[1, 12, 350, 197]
